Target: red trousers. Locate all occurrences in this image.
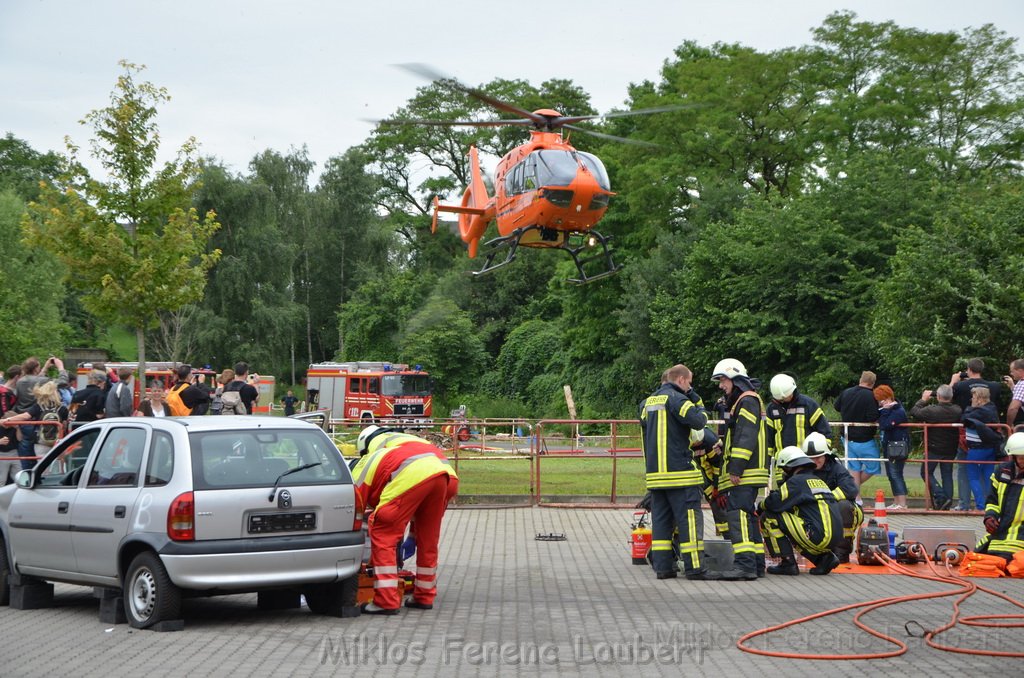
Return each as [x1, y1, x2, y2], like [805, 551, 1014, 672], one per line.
[368, 473, 458, 609]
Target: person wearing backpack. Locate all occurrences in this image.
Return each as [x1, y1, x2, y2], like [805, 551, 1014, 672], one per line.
[7, 381, 69, 469]
[232, 362, 260, 415]
[220, 370, 249, 415]
[166, 365, 211, 416]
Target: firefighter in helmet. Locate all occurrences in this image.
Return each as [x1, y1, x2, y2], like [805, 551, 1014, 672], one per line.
[351, 425, 459, 614]
[758, 447, 843, 576]
[639, 365, 720, 580]
[975, 431, 1024, 561]
[765, 373, 831, 455]
[711, 358, 769, 581]
[802, 431, 863, 563]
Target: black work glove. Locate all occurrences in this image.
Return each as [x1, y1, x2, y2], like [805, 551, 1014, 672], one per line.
[715, 492, 728, 510]
[984, 515, 1000, 535]
[635, 492, 652, 511]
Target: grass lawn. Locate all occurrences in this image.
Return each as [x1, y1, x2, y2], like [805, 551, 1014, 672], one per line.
[449, 453, 942, 500]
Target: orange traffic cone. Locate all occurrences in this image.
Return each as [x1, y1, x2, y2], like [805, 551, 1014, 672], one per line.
[873, 489, 889, 532]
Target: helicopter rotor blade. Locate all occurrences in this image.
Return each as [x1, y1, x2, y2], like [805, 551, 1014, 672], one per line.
[373, 117, 535, 128]
[556, 103, 701, 126]
[563, 124, 660, 148]
[396, 63, 545, 125]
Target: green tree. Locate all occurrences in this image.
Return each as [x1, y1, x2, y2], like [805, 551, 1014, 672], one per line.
[23, 62, 220, 381]
[0, 133, 61, 201]
[191, 159, 299, 375]
[398, 297, 488, 402]
[313, 148, 395, 360]
[868, 181, 1024, 389]
[0, 190, 66, 362]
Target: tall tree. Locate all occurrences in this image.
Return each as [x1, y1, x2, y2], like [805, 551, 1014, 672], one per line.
[23, 61, 220, 382]
[192, 160, 299, 376]
[0, 190, 66, 362]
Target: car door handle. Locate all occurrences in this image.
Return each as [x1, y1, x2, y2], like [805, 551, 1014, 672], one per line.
[114, 505, 126, 519]
[58, 502, 69, 514]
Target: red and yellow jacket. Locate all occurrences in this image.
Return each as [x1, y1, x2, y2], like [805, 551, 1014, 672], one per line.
[351, 433, 457, 513]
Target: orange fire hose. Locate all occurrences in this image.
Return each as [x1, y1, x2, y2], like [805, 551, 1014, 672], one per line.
[736, 548, 1024, 660]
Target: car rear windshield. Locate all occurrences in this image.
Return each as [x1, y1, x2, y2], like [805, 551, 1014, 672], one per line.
[189, 429, 349, 490]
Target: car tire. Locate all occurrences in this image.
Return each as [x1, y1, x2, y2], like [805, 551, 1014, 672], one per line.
[304, 573, 359, 616]
[124, 551, 182, 629]
[0, 540, 10, 606]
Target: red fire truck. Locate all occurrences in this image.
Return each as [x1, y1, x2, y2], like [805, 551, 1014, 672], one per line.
[305, 362, 433, 424]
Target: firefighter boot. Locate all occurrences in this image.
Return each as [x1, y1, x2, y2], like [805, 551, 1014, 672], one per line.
[766, 557, 799, 576]
[808, 552, 840, 576]
[833, 537, 854, 564]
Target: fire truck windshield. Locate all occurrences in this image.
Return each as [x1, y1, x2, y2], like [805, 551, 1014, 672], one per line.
[381, 375, 431, 397]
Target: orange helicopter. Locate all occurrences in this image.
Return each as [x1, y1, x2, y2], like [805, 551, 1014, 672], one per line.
[383, 65, 687, 284]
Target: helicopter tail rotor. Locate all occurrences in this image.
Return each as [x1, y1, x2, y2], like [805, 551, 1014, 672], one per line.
[431, 145, 494, 258]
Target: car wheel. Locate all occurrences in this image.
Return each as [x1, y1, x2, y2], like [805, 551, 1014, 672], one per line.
[0, 540, 10, 606]
[124, 552, 181, 629]
[304, 574, 359, 616]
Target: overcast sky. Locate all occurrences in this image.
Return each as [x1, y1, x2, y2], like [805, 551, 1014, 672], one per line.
[3, 1, 1022, 179]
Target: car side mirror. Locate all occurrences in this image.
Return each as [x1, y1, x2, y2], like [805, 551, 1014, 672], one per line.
[15, 470, 34, 489]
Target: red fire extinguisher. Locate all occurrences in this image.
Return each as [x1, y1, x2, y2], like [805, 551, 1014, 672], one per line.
[630, 510, 652, 565]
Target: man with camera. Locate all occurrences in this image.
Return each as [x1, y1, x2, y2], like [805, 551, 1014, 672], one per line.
[949, 358, 1003, 510]
[169, 364, 211, 416]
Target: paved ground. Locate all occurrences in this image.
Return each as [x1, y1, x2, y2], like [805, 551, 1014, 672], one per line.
[1, 508, 1021, 677]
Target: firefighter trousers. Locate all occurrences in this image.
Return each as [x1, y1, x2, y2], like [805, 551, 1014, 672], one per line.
[368, 473, 458, 609]
[650, 486, 705, 575]
[724, 485, 764, 573]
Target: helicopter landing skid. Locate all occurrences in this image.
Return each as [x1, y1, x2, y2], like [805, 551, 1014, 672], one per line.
[563, 230, 623, 284]
[471, 226, 623, 284]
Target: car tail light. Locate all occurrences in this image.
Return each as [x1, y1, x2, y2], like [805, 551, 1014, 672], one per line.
[167, 491, 195, 541]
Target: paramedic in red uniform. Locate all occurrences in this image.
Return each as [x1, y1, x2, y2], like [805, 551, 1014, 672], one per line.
[351, 425, 459, 615]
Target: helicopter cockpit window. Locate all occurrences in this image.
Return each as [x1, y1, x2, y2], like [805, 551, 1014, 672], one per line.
[533, 151, 611, 191]
[535, 151, 579, 187]
[506, 162, 526, 195]
[578, 152, 611, 191]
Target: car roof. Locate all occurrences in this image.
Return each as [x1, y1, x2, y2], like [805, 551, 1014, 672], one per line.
[79, 416, 320, 433]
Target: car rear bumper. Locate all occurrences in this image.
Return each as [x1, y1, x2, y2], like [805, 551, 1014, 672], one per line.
[159, 531, 363, 590]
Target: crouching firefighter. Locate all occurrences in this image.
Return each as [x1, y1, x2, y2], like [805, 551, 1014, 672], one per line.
[975, 432, 1024, 562]
[758, 447, 843, 576]
[639, 365, 720, 581]
[351, 426, 459, 614]
[802, 432, 863, 563]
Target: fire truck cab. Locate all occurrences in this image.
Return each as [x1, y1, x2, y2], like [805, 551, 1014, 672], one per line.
[305, 362, 433, 425]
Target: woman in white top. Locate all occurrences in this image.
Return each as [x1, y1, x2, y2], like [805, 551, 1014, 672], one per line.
[136, 382, 168, 417]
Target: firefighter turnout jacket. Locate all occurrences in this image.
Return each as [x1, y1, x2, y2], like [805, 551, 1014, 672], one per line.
[761, 469, 842, 554]
[766, 392, 831, 454]
[719, 391, 769, 491]
[814, 455, 859, 503]
[979, 459, 1024, 557]
[640, 383, 707, 489]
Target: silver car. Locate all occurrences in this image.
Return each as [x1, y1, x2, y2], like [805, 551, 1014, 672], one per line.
[0, 416, 363, 629]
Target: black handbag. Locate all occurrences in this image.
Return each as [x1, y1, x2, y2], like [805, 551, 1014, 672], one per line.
[886, 439, 909, 461]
